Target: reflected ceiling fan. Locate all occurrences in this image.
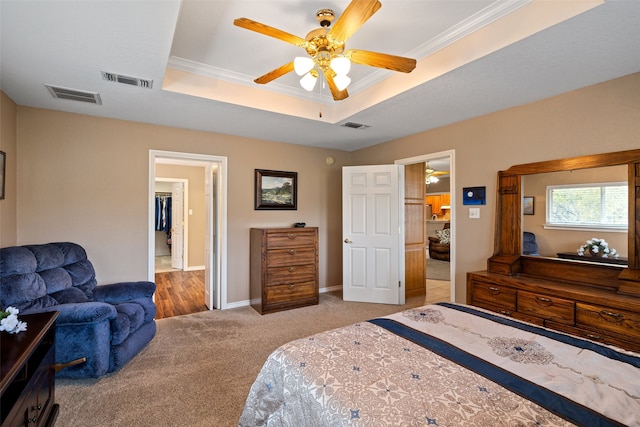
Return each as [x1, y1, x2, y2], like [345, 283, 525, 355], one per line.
[233, 0, 417, 101]
[425, 162, 449, 184]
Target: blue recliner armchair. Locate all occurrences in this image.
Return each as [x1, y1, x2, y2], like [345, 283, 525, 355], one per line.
[0, 242, 156, 378]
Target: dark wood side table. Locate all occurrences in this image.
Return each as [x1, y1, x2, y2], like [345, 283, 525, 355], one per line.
[557, 251, 628, 266]
[1, 311, 59, 427]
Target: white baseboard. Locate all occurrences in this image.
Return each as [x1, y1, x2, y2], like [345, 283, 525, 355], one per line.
[184, 265, 205, 271]
[222, 285, 342, 310]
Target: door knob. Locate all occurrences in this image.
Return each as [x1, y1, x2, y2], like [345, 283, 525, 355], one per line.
[344, 238, 352, 244]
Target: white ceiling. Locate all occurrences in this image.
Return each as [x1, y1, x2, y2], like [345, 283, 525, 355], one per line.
[1, 0, 639, 152]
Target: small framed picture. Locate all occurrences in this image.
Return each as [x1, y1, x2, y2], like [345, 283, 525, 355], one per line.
[0, 151, 5, 200]
[255, 169, 297, 210]
[523, 196, 535, 215]
[462, 186, 486, 205]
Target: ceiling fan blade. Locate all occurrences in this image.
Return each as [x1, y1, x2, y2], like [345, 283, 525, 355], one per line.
[254, 62, 295, 85]
[328, 0, 382, 43]
[234, 18, 307, 47]
[323, 70, 349, 101]
[347, 49, 416, 73]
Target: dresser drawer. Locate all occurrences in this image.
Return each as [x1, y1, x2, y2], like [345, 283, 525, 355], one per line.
[266, 231, 316, 248]
[265, 281, 317, 305]
[267, 247, 315, 267]
[517, 291, 575, 325]
[267, 264, 316, 285]
[470, 282, 516, 311]
[576, 303, 640, 341]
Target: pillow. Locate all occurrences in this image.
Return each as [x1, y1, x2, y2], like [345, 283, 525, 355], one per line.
[436, 228, 450, 244]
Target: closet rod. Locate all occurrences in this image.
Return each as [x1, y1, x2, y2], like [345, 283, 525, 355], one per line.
[155, 192, 172, 196]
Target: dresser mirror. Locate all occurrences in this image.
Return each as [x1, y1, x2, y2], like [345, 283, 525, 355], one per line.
[488, 148, 640, 297]
[521, 164, 628, 264]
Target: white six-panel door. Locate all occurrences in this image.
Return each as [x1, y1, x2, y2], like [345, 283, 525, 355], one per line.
[342, 165, 404, 304]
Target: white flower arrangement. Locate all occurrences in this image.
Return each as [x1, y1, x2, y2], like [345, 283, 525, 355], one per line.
[0, 306, 28, 334]
[577, 238, 619, 259]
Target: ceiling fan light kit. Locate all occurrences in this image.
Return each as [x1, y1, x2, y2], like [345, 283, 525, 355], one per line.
[233, 0, 416, 101]
[300, 70, 319, 91]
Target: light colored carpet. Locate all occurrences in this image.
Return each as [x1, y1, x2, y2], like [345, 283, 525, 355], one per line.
[426, 257, 450, 281]
[55, 291, 427, 427]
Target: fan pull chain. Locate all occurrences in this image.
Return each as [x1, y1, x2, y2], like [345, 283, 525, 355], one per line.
[319, 75, 325, 118]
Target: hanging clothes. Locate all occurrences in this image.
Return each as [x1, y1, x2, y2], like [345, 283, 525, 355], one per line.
[154, 195, 172, 233]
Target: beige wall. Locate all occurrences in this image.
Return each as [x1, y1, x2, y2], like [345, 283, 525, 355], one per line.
[15, 108, 350, 303]
[522, 165, 628, 257]
[155, 163, 206, 268]
[8, 72, 640, 305]
[351, 72, 640, 303]
[0, 91, 17, 246]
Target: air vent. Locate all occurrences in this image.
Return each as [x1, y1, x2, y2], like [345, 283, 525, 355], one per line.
[101, 71, 153, 88]
[45, 84, 102, 104]
[342, 122, 370, 130]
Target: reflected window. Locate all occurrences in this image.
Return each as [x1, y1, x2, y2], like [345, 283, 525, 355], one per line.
[546, 182, 627, 230]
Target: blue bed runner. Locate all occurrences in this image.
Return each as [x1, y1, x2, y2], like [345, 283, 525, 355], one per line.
[369, 306, 628, 427]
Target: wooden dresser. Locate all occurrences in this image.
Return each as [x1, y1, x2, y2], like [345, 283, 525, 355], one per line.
[1, 311, 59, 427]
[250, 227, 319, 314]
[467, 269, 640, 353]
[467, 149, 640, 354]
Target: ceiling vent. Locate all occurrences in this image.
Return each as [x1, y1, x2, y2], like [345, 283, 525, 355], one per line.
[342, 122, 370, 130]
[45, 84, 102, 104]
[101, 71, 153, 89]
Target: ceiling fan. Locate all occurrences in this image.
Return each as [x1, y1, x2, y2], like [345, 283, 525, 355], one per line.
[233, 0, 417, 101]
[425, 162, 449, 184]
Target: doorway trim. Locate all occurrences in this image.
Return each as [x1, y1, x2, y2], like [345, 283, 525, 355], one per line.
[148, 150, 229, 309]
[395, 149, 455, 302]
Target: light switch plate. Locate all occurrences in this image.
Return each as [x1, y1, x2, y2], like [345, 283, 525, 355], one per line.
[469, 207, 480, 219]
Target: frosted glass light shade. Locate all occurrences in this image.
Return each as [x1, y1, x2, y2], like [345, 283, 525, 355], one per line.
[300, 72, 318, 91]
[334, 74, 351, 91]
[330, 56, 351, 75]
[294, 57, 314, 76]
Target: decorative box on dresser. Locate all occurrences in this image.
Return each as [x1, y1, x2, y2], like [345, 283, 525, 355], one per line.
[467, 148, 640, 354]
[1, 311, 59, 427]
[250, 227, 319, 314]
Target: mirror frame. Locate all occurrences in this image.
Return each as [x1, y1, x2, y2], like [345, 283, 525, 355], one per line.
[488, 148, 640, 297]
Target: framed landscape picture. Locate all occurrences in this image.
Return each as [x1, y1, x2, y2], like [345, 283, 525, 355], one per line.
[255, 169, 297, 210]
[0, 151, 5, 200]
[523, 196, 535, 215]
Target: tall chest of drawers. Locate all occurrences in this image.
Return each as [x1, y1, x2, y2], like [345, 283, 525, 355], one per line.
[250, 227, 319, 314]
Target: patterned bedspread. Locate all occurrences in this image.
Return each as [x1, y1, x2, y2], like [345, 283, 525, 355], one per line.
[239, 303, 640, 426]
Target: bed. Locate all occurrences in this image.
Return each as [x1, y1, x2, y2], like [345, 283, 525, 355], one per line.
[239, 302, 640, 426]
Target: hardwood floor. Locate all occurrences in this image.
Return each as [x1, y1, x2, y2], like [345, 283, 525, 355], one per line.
[154, 270, 209, 319]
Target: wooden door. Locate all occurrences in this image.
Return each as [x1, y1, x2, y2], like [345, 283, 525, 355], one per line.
[404, 163, 426, 298]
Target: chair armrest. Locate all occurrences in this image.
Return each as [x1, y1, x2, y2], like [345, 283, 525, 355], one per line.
[93, 281, 156, 304]
[38, 302, 117, 325]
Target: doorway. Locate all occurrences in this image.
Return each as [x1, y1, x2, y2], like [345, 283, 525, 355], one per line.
[148, 150, 228, 312]
[396, 150, 455, 304]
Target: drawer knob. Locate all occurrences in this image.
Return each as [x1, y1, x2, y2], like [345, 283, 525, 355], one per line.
[288, 284, 295, 289]
[499, 310, 512, 316]
[586, 333, 603, 341]
[32, 404, 42, 411]
[287, 233, 297, 239]
[288, 266, 297, 272]
[599, 310, 624, 322]
[288, 249, 296, 255]
[488, 286, 500, 294]
[535, 296, 552, 304]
